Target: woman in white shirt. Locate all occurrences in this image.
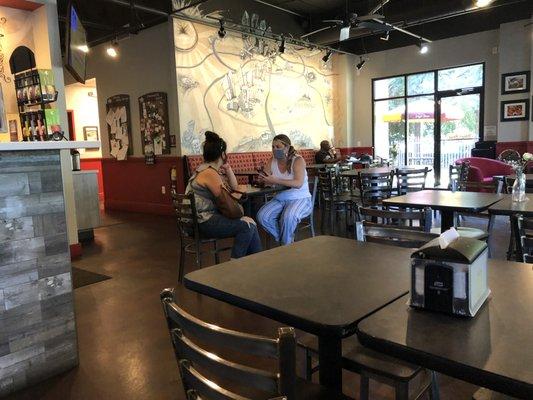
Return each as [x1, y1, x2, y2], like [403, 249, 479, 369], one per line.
[256, 134, 312, 245]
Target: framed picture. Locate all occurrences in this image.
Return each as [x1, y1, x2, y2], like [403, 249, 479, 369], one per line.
[501, 71, 530, 94]
[8, 120, 18, 141]
[83, 126, 99, 141]
[500, 99, 529, 121]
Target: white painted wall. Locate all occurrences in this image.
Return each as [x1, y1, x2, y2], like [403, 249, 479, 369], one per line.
[86, 22, 178, 158]
[65, 79, 102, 158]
[350, 29, 501, 147]
[497, 20, 531, 142]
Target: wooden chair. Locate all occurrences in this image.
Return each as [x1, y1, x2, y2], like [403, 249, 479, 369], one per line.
[358, 171, 394, 207]
[173, 193, 231, 282]
[317, 168, 354, 236]
[395, 167, 429, 195]
[296, 177, 318, 240]
[160, 289, 350, 400]
[511, 214, 533, 263]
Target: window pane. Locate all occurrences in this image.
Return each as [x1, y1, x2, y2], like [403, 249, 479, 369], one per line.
[407, 72, 434, 95]
[374, 98, 405, 166]
[406, 96, 434, 177]
[373, 76, 405, 99]
[438, 64, 483, 91]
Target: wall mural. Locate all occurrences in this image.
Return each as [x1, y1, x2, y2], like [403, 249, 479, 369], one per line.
[173, 12, 336, 155]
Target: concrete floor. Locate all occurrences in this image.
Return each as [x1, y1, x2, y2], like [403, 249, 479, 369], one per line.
[5, 209, 514, 399]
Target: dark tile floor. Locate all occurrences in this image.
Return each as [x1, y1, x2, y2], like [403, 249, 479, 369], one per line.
[5, 209, 513, 399]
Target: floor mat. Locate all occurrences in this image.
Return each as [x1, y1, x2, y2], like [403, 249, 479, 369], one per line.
[72, 267, 111, 289]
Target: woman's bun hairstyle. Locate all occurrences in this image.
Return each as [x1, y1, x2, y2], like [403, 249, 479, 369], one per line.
[203, 131, 227, 162]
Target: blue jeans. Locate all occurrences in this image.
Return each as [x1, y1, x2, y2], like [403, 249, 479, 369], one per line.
[199, 214, 262, 258]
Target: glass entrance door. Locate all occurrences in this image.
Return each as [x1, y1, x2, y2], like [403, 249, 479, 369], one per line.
[436, 93, 481, 186]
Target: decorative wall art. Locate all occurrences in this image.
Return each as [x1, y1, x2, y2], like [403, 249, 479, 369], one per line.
[173, 13, 335, 155]
[8, 119, 17, 141]
[501, 71, 530, 95]
[83, 125, 99, 142]
[106, 94, 132, 160]
[139, 92, 170, 158]
[500, 98, 529, 122]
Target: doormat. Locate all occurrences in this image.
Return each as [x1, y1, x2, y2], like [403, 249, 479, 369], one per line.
[72, 267, 111, 289]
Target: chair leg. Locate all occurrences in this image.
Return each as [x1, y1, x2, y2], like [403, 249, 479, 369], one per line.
[320, 204, 326, 235]
[487, 215, 495, 258]
[310, 214, 315, 237]
[213, 241, 220, 264]
[429, 370, 440, 400]
[394, 381, 409, 400]
[359, 373, 370, 400]
[305, 349, 313, 381]
[178, 244, 186, 283]
[195, 241, 202, 268]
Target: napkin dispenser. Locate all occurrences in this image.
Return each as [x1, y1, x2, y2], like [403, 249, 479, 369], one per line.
[410, 236, 490, 317]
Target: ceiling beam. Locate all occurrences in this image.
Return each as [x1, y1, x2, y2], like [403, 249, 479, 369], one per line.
[58, 15, 115, 31]
[248, 0, 306, 18]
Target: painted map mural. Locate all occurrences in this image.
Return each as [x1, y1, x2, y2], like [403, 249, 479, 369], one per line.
[173, 13, 336, 155]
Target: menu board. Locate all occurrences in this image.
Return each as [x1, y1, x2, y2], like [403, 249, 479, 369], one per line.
[139, 92, 170, 156]
[65, 3, 87, 83]
[106, 94, 133, 160]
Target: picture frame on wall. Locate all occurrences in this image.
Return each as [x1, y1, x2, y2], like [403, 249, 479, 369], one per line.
[83, 126, 99, 141]
[501, 71, 530, 94]
[500, 98, 529, 122]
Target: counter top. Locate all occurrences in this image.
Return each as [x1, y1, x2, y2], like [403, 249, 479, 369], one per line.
[0, 141, 100, 151]
[73, 170, 99, 174]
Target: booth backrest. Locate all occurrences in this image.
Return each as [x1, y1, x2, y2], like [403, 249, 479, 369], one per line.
[455, 157, 514, 182]
[299, 149, 316, 165]
[253, 152, 272, 168]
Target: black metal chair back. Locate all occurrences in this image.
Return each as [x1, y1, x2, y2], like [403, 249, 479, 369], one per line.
[395, 167, 428, 195]
[457, 180, 503, 194]
[356, 206, 432, 232]
[317, 168, 336, 201]
[358, 171, 393, 207]
[356, 223, 438, 248]
[511, 214, 533, 263]
[161, 289, 296, 400]
[449, 162, 470, 190]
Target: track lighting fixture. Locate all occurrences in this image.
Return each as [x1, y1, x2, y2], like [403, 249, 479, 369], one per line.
[322, 50, 332, 63]
[218, 19, 226, 39]
[279, 35, 285, 54]
[106, 39, 118, 58]
[356, 56, 366, 71]
[417, 38, 429, 54]
[380, 31, 389, 41]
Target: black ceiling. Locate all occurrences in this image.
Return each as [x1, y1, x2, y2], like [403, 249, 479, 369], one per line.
[57, 0, 532, 54]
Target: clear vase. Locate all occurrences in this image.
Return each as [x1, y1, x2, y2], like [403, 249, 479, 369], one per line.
[512, 169, 527, 202]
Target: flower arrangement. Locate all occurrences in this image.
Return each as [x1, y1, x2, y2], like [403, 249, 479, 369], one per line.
[508, 152, 533, 171]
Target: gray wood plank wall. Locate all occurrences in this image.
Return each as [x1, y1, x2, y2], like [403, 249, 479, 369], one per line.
[0, 150, 78, 396]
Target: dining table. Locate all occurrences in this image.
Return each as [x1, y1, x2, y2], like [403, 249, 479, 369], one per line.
[383, 190, 505, 231]
[233, 169, 259, 184]
[242, 184, 287, 216]
[488, 194, 533, 260]
[184, 236, 413, 391]
[356, 259, 533, 399]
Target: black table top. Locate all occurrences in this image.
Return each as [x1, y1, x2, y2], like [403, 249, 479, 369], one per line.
[340, 167, 392, 176]
[184, 236, 412, 338]
[488, 194, 533, 216]
[357, 260, 533, 399]
[384, 190, 505, 212]
[233, 170, 259, 176]
[243, 184, 286, 197]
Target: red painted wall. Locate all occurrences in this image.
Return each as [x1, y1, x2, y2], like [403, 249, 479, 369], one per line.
[495, 141, 533, 157]
[80, 158, 105, 202]
[101, 157, 185, 216]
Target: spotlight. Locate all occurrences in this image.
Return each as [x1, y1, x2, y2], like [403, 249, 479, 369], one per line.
[417, 39, 429, 54]
[77, 44, 89, 53]
[279, 35, 285, 54]
[322, 50, 332, 63]
[356, 56, 366, 71]
[106, 39, 118, 58]
[218, 19, 226, 39]
[475, 0, 493, 7]
[380, 31, 389, 41]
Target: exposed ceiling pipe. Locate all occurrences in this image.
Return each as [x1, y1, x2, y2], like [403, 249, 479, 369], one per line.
[102, 0, 168, 17]
[369, 0, 391, 16]
[249, 0, 306, 18]
[172, 13, 357, 57]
